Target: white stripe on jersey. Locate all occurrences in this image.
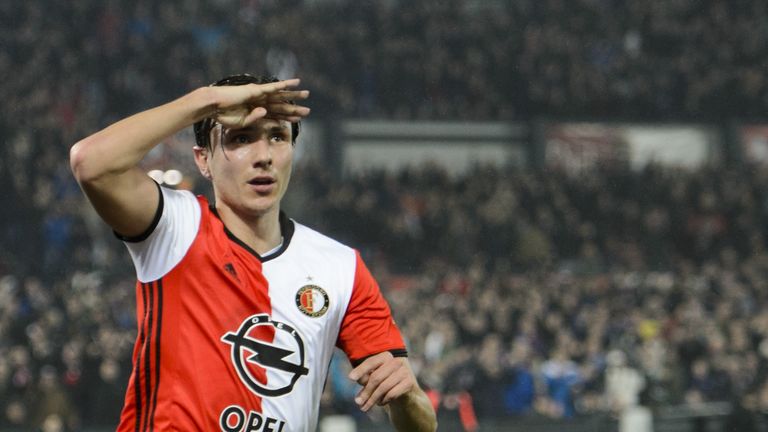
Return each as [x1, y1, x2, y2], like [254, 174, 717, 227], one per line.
[260, 224, 358, 430]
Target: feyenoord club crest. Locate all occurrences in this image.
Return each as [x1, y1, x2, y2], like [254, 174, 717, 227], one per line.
[295, 285, 329, 318]
[221, 314, 308, 397]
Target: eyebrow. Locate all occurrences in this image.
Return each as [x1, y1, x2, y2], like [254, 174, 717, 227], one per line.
[219, 123, 291, 141]
[223, 120, 289, 132]
[268, 125, 291, 134]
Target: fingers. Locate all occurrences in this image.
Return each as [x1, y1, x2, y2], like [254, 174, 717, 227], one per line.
[349, 352, 389, 383]
[264, 100, 310, 124]
[349, 354, 416, 412]
[253, 78, 301, 96]
[218, 103, 308, 128]
[216, 105, 256, 129]
[242, 106, 268, 126]
[265, 90, 311, 122]
[380, 377, 413, 406]
[213, 79, 308, 113]
[266, 103, 311, 117]
[243, 79, 302, 104]
[356, 366, 410, 411]
[266, 90, 310, 103]
[266, 114, 304, 123]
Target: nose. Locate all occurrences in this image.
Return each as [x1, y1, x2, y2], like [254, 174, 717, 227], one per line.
[252, 137, 272, 168]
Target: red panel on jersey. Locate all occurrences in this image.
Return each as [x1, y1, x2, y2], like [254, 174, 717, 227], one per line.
[117, 197, 273, 431]
[337, 251, 407, 363]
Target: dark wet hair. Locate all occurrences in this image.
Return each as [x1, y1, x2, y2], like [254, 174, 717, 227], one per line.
[192, 74, 300, 149]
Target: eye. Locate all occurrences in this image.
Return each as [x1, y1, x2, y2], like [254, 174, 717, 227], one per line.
[270, 133, 289, 143]
[228, 133, 253, 145]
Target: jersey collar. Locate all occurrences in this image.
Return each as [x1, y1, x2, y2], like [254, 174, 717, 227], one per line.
[209, 206, 295, 263]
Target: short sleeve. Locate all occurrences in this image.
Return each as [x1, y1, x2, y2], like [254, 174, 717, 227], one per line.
[122, 186, 201, 282]
[336, 251, 407, 365]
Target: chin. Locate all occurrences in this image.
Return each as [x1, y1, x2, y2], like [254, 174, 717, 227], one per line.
[228, 191, 283, 217]
[245, 200, 279, 216]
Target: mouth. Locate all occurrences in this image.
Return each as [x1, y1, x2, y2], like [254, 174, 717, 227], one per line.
[247, 176, 276, 186]
[247, 175, 277, 194]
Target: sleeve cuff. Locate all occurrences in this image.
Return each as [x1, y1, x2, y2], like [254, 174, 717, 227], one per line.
[350, 348, 409, 367]
[114, 181, 165, 243]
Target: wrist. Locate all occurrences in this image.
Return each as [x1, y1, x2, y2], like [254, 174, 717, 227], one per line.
[395, 386, 419, 403]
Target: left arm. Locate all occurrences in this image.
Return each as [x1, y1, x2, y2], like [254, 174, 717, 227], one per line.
[349, 352, 437, 432]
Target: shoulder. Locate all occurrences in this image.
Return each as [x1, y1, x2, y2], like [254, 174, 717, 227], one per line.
[164, 186, 206, 207]
[159, 187, 207, 236]
[123, 187, 205, 282]
[156, 185, 203, 212]
[273, 219, 363, 278]
[290, 220, 356, 256]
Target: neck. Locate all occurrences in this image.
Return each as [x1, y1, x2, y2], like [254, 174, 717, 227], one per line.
[215, 203, 282, 255]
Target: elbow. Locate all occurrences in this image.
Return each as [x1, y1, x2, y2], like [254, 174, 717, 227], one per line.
[69, 138, 99, 184]
[69, 140, 87, 183]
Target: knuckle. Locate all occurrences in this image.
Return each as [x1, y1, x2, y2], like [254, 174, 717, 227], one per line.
[368, 374, 384, 386]
[370, 389, 386, 403]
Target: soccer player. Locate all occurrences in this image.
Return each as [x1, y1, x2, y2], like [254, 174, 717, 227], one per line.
[70, 74, 437, 432]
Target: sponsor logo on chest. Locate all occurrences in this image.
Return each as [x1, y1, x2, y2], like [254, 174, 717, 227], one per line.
[219, 279, 333, 429]
[219, 405, 286, 432]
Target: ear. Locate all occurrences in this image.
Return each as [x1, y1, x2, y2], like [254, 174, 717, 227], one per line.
[193, 146, 212, 180]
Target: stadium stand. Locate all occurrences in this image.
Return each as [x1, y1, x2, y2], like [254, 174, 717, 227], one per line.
[2, 0, 768, 430]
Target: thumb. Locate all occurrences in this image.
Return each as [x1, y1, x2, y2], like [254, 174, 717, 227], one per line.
[215, 106, 267, 129]
[242, 106, 268, 126]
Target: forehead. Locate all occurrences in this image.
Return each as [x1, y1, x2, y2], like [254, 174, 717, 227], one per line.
[212, 118, 292, 138]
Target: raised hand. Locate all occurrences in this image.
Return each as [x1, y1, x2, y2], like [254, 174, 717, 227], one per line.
[212, 78, 310, 129]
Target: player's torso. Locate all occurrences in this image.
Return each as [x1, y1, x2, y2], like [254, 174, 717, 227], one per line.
[119, 213, 355, 432]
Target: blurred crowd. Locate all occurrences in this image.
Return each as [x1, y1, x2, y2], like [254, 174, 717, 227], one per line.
[7, 161, 768, 429]
[305, 163, 768, 429]
[3, 0, 768, 430]
[3, 0, 768, 128]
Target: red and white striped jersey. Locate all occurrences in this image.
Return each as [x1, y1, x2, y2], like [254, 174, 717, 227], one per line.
[116, 185, 406, 432]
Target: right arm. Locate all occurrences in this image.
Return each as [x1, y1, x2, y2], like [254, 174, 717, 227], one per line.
[70, 88, 214, 236]
[70, 80, 308, 236]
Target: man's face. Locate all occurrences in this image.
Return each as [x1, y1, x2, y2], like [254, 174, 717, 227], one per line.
[196, 118, 294, 217]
